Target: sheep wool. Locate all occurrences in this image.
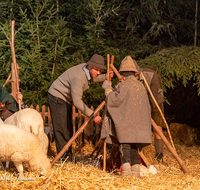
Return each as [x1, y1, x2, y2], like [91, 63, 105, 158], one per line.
[4, 108, 48, 154]
[0, 123, 51, 175]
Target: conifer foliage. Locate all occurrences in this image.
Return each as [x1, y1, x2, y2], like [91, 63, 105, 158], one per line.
[0, 0, 200, 108]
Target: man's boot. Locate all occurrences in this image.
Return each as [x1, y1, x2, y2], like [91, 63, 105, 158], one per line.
[154, 138, 164, 162]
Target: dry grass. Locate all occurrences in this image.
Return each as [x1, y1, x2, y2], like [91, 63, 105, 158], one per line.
[1, 135, 200, 189]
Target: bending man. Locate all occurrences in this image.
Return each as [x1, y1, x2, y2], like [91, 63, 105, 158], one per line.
[48, 54, 113, 161]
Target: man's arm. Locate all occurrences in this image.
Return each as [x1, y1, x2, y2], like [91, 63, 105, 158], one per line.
[6, 95, 19, 113]
[71, 77, 93, 117]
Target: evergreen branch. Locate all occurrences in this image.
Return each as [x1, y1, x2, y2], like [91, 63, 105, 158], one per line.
[38, 0, 48, 17]
[42, 9, 57, 37]
[52, 38, 58, 75]
[0, 25, 11, 45]
[15, 26, 22, 36]
[28, 2, 36, 17]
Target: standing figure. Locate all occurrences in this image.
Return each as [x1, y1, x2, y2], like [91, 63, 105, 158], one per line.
[101, 56, 152, 177]
[133, 60, 165, 162]
[48, 54, 113, 161]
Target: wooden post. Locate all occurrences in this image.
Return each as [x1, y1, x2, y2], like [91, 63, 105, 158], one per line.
[42, 105, 46, 123]
[10, 21, 21, 110]
[83, 115, 87, 144]
[72, 106, 76, 135]
[48, 107, 52, 130]
[102, 54, 111, 171]
[95, 114, 100, 145]
[36, 105, 40, 112]
[78, 110, 82, 148]
[103, 142, 106, 171]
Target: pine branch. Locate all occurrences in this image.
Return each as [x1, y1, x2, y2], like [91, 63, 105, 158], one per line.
[0, 25, 11, 44]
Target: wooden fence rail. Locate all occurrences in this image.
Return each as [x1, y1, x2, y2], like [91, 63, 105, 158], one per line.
[26, 105, 100, 146]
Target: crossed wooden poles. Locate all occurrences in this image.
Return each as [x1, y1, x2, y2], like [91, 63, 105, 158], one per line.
[2, 21, 21, 110]
[51, 55, 190, 174]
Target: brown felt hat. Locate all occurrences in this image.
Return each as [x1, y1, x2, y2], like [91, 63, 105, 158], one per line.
[87, 54, 106, 70]
[119, 56, 138, 73]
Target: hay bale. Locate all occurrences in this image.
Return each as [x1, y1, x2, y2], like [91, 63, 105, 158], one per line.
[168, 123, 200, 146]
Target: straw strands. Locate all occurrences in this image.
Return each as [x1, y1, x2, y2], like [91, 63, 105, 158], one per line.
[0, 130, 200, 189]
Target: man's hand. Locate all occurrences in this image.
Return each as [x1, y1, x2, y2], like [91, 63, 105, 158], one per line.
[106, 71, 114, 80]
[93, 115, 102, 123]
[16, 92, 23, 104]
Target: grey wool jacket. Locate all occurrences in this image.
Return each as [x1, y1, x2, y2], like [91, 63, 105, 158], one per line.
[48, 63, 106, 117]
[101, 76, 152, 145]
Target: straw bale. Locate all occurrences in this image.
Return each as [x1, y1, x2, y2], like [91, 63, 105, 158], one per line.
[168, 123, 200, 146]
[1, 129, 200, 189]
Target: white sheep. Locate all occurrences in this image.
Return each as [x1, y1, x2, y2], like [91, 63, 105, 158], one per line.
[4, 108, 48, 154]
[0, 123, 51, 175]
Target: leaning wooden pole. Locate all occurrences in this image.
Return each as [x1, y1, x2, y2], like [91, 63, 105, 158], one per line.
[103, 54, 111, 171]
[51, 101, 105, 167]
[140, 72, 175, 150]
[151, 119, 189, 173]
[110, 64, 190, 173]
[10, 21, 21, 110]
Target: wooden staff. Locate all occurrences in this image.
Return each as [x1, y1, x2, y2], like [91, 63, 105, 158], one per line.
[10, 21, 21, 110]
[152, 119, 189, 173]
[90, 139, 102, 158]
[138, 151, 150, 167]
[140, 72, 175, 150]
[110, 64, 123, 81]
[51, 101, 105, 167]
[103, 54, 111, 171]
[110, 64, 190, 173]
[103, 54, 115, 171]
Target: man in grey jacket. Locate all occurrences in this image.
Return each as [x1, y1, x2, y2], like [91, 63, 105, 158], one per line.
[48, 54, 113, 161]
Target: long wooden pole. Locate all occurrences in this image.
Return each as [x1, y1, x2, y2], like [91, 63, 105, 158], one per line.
[140, 72, 175, 150]
[110, 64, 190, 173]
[151, 119, 189, 173]
[103, 54, 115, 171]
[110, 64, 123, 81]
[11, 21, 21, 110]
[51, 101, 105, 167]
[103, 54, 111, 171]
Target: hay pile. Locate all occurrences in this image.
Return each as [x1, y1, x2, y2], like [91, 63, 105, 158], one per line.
[1, 126, 200, 189]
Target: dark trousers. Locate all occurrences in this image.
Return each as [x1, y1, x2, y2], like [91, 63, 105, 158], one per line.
[47, 93, 73, 161]
[119, 143, 141, 165]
